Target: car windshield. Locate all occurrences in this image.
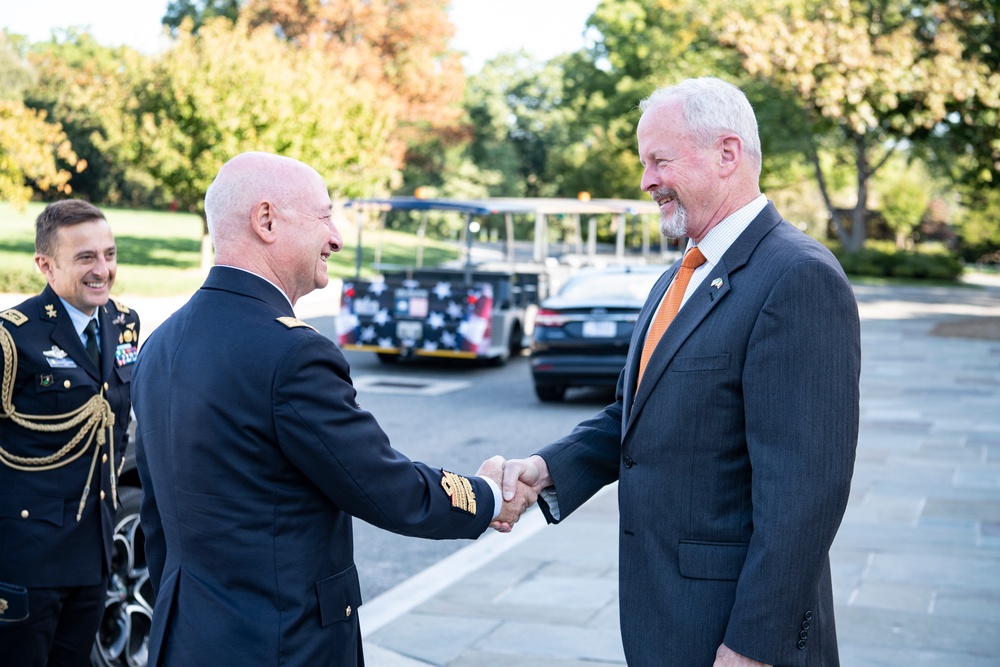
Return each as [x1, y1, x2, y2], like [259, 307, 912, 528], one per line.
[558, 271, 661, 301]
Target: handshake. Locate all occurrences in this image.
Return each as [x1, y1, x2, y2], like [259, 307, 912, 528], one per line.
[475, 454, 552, 533]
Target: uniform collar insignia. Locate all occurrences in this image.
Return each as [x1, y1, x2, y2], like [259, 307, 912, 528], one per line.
[43, 346, 69, 359]
[112, 313, 126, 325]
[44, 304, 57, 318]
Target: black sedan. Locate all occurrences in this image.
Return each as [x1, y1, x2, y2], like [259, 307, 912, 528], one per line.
[530, 265, 664, 402]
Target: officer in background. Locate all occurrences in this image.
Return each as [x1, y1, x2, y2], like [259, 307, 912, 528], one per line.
[0, 200, 140, 666]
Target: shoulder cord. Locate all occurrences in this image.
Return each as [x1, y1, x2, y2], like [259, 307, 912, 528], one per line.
[0, 326, 118, 519]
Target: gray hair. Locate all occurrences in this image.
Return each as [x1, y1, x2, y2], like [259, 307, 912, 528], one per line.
[639, 78, 762, 170]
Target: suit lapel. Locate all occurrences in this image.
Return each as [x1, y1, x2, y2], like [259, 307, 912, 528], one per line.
[623, 203, 784, 435]
[37, 286, 103, 382]
[98, 303, 116, 380]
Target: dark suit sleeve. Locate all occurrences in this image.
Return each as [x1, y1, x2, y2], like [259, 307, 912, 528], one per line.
[271, 334, 494, 539]
[724, 258, 860, 661]
[535, 369, 626, 522]
[135, 428, 165, 598]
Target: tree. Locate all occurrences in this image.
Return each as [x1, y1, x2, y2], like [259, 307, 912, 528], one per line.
[873, 156, 934, 249]
[163, 0, 243, 33]
[131, 17, 398, 266]
[25, 31, 155, 206]
[0, 35, 79, 207]
[243, 0, 467, 171]
[720, 0, 1000, 252]
[0, 100, 79, 206]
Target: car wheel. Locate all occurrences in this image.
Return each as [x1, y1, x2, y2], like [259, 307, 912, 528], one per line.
[534, 384, 565, 402]
[91, 486, 153, 667]
[376, 353, 400, 364]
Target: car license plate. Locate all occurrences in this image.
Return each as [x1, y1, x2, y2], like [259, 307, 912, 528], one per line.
[582, 321, 616, 337]
[397, 321, 422, 340]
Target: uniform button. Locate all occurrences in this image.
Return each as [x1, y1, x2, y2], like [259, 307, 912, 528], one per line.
[63, 379, 71, 388]
[345, 605, 352, 617]
[102, 453, 109, 464]
[623, 456, 634, 468]
[100, 490, 106, 500]
[104, 382, 109, 390]
[797, 640, 806, 650]
[799, 630, 808, 640]
[20, 509, 29, 519]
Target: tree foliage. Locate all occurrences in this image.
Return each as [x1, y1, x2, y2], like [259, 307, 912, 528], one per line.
[25, 32, 155, 206]
[720, 0, 1000, 251]
[243, 0, 466, 162]
[0, 36, 79, 207]
[0, 100, 79, 206]
[132, 17, 397, 221]
[163, 0, 243, 33]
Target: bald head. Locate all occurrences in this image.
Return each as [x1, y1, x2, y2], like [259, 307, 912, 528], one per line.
[205, 152, 323, 251]
[204, 152, 342, 304]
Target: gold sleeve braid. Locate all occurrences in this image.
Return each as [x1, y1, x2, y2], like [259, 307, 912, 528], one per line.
[0, 325, 117, 519]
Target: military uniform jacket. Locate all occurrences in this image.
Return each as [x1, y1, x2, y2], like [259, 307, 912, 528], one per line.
[131, 266, 495, 667]
[537, 204, 861, 666]
[0, 284, 140, 588]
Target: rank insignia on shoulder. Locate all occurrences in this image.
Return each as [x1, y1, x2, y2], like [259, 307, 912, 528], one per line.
[440, 470, 477, 516]
[276, 316, 318, 332]
[110, 297, 130, 315]
[0, 309, 27, 326]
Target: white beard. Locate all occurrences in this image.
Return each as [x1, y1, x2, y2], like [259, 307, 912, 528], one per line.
[660, 200, 689, 239]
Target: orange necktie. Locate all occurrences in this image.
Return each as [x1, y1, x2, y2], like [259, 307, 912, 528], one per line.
[637, 247, 707, 386]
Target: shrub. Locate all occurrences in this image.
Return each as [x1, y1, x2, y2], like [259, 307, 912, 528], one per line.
[831, 243, 963, 281]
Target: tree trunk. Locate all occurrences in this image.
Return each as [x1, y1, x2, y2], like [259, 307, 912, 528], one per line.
[807, 140, 850, 249]
[846, 134, 869, 254]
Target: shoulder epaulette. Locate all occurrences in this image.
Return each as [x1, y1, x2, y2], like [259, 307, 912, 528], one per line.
[276, 316, 317, 333]
[109, 298, 130, 315]
[0, 309, 28, 327]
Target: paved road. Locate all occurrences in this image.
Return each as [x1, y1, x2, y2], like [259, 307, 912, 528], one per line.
[361, 276, 1000, 666]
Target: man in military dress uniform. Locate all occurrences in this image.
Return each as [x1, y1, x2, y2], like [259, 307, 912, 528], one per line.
[0, 200, 140, 667]
[131, 152, 534, 666]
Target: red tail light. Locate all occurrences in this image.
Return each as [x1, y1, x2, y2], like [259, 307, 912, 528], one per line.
[534, 308, 568, 327]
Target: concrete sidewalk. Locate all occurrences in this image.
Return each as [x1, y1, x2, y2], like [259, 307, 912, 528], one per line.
[361, 277, 1000, 667]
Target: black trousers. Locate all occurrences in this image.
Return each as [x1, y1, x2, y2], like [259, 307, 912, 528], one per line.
[0, 576, 106, 667]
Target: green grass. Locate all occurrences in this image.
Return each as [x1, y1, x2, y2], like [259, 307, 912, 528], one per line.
[0, 202, 460, 297]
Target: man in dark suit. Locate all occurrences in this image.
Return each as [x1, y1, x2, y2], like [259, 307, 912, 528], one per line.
[0, 200, 140, 666]
[500, 78, 861, 666]
[130, 151, 533, 666]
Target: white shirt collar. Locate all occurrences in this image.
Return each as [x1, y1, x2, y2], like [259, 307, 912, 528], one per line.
[688, 194, 768, 263]
[58, 297, 99, 339]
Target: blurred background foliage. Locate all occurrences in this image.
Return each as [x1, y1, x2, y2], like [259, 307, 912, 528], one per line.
[1, 0, 997, 281]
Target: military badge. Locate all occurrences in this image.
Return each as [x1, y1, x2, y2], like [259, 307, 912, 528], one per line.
[276, 316, 318, 332]
[0, 308, 27, 326]
[440, 470, 477, 515]
[39, 374, 54, 388]
[43, 346, 77, 368]
[45, 304, 57, 318]
[110, 297, 130, 314]
[115, 343, 138, 367]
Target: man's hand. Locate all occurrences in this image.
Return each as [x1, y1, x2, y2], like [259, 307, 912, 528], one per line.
[713, 643, 771, 667]
[489, 455, 552, 532]
[476, 456, 538, 532]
